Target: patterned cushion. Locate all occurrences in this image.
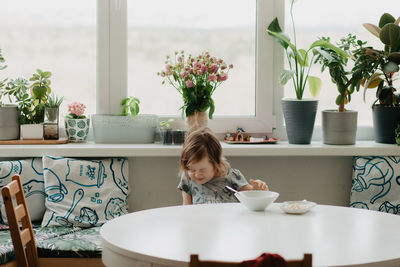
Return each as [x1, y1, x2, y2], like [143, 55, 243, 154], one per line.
[37, 227, 102, 258]
[42, 156, 129, 227]
[0, 225, 81, 265]
[0, 158, 45, 223]
[350, 156, 400, 214]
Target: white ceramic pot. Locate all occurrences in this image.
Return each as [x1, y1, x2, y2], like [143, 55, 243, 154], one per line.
[20, 124, 43, 139]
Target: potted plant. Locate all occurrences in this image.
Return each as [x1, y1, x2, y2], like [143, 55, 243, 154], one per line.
[361, 13, 400, 143]
[44, 93, 64, 140]
[0, 49, 20, 140]
[267, 0, 348, 144]
[18, 69, 51, 139]
[158, 51, 233, 131]
[159, 119, 173, 145]
[315, 35, 368, 145]
[91, 96, 158, 144]
[65, 102, 90, 142]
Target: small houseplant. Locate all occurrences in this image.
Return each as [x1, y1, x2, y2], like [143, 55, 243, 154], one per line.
[267, 0, 348, 144]
[0, 49, 20, 140]
[65, 102, 90, 142]
[360, 12, 400, 143]
[158, 50, 233, 130]
[17, 69, 51, 139]
[44, 93, 64, 140]
[91, 96, 158, 144]
[315, 35, 368, 144]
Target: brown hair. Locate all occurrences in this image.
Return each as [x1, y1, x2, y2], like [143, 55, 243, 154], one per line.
[180, 127, 229, 178]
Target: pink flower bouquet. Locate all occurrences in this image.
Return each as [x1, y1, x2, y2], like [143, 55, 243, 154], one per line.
[158, 51, 233, 119]
[66, 102, 86, 119]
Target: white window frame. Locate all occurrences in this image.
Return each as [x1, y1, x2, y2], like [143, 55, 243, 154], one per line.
[97, 0, 277, 134]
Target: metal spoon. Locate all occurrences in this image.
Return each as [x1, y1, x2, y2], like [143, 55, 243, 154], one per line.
[225, 185, 239, 194]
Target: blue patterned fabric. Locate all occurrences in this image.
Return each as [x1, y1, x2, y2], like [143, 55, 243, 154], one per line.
[350, 156, 400, 214]
[42, 156, 129, 227]
[0, 158, 45, 223]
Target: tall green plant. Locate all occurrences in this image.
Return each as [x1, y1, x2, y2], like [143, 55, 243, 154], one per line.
[315, 35, 368, 112]
[120, 96, 140, 116]
[267, 0, 348, 100]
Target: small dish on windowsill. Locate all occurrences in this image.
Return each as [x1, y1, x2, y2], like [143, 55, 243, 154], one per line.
[280, 200, 316, 214]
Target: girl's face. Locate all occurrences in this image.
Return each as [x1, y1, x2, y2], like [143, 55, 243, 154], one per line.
[187, 156, 215, 185]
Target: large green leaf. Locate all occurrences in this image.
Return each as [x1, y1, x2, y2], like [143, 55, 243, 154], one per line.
[267, 18, 289, 49]
[379, 13, 395, 28]
[279, 70, 294, 86]
[307, 76, 322, 97]
[388, 52, 400, 64]
[297, 49, 309, 67]
[267, 30, 297, 54]
[310, 40, 349, 59]
[312, 47, 334, 63]
[380, 23, 400, 51]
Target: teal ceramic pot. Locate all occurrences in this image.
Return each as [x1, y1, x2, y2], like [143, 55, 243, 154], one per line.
[65, 118, 90, 143]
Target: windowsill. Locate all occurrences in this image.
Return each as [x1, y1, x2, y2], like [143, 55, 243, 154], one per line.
[0, 140, 398, 157]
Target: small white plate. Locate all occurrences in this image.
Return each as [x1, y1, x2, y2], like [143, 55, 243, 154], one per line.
[280, 200, 317, 214]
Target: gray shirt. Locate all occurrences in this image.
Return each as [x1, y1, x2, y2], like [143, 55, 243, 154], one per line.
[178, 168, 249, 204]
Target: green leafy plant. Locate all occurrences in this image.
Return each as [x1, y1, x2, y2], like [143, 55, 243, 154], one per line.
[159, 118, 174, 129]
[361, 13, 400, 106]
[315, 34, 368, 112]
[45, 93, 64, 108]
[267, 0, 348, 100]
[121, 96, 140, 116]
[18, 69, 52, 124]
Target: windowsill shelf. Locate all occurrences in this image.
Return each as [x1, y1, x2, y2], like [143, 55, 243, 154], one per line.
[0, 140, 398, 157]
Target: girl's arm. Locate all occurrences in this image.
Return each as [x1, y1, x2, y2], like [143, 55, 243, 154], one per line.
[182, 191, 193, 205]
[240, 179, 269, 191]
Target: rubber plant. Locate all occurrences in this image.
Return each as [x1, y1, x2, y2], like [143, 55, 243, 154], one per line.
[361, 13, 400, 106]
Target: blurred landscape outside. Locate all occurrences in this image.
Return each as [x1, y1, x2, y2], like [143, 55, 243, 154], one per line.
[0, 0, 398, 127]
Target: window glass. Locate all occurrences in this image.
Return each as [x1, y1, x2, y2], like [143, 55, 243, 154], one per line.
[0, 0, 96, 119]
[283, 0, 399, 126]
[127, 0, 256, 116]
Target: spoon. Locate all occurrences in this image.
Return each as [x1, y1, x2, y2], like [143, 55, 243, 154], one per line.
[225, 185, 239, 194]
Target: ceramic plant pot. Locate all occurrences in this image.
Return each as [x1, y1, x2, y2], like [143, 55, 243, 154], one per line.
[20, 124, 43, 139]
[65, 118, 90, 143]
[322, 110, 357, 145]
[282, 98, 318, 144]
[372, 105, 400, 144]
[0, 104, 20, 140]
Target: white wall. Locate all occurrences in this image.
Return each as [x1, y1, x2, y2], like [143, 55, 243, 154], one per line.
[128, 156, 354, 212]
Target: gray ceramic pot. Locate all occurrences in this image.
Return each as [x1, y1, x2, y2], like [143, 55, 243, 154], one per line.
[322, 110, 357, 145]
[282, 98, 318, 144]
[0, 104, 20, 140]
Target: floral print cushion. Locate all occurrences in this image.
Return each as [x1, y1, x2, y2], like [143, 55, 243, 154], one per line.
[0, 226, 94, 264]
[37, 227, 102, 258]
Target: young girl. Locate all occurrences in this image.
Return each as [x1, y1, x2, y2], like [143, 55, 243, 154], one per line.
[178, 127, 269, 205]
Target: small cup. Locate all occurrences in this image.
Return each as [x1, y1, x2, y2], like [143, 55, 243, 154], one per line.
[159, 128, 173, 145]
[173, 130, 186, 145]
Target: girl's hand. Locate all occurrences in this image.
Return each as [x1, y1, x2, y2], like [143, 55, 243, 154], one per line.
[250, 179, 269, 191]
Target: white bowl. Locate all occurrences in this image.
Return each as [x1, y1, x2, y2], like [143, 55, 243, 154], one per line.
[235, 191, 279, 211]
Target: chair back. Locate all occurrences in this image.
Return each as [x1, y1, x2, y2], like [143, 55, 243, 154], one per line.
[2, 175, 40, 267]
[190, 253, 312, 267]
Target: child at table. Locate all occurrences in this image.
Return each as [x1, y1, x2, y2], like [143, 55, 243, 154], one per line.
[178, 127, 269, 205]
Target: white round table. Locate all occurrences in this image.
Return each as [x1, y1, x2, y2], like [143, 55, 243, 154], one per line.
[100, 203, 400, 267]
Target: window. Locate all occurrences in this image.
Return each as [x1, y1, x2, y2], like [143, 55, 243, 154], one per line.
[99, 0, 275, 133]
[0, 0, 96, 118]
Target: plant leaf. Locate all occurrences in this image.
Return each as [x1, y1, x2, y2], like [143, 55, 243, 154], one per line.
[383, 61, 400, 73]
[310, 40, 349, 59]
[266, 30, 296, 54]
[379, 13, 396, 28]
[308, 76, 322, 97]
[313, 47, 334, 63]
[388, 52, 400, 64]
[267, 18, 289, 49]
[380, 23, 400, 51]
[279, 70, 294, 87]
[297, 49, 309, 67]
[363, 23, 381, 38]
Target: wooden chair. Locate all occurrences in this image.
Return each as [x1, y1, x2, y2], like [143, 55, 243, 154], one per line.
[190, 253, 312, 267]
[1, 175, 105, 267]
[2, 175, 40, 267]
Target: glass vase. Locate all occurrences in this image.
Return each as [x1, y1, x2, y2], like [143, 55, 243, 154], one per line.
[44, 107, 59, 140]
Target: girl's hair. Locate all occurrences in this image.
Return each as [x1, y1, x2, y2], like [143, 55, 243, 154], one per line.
[180, 127, 229, 178]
